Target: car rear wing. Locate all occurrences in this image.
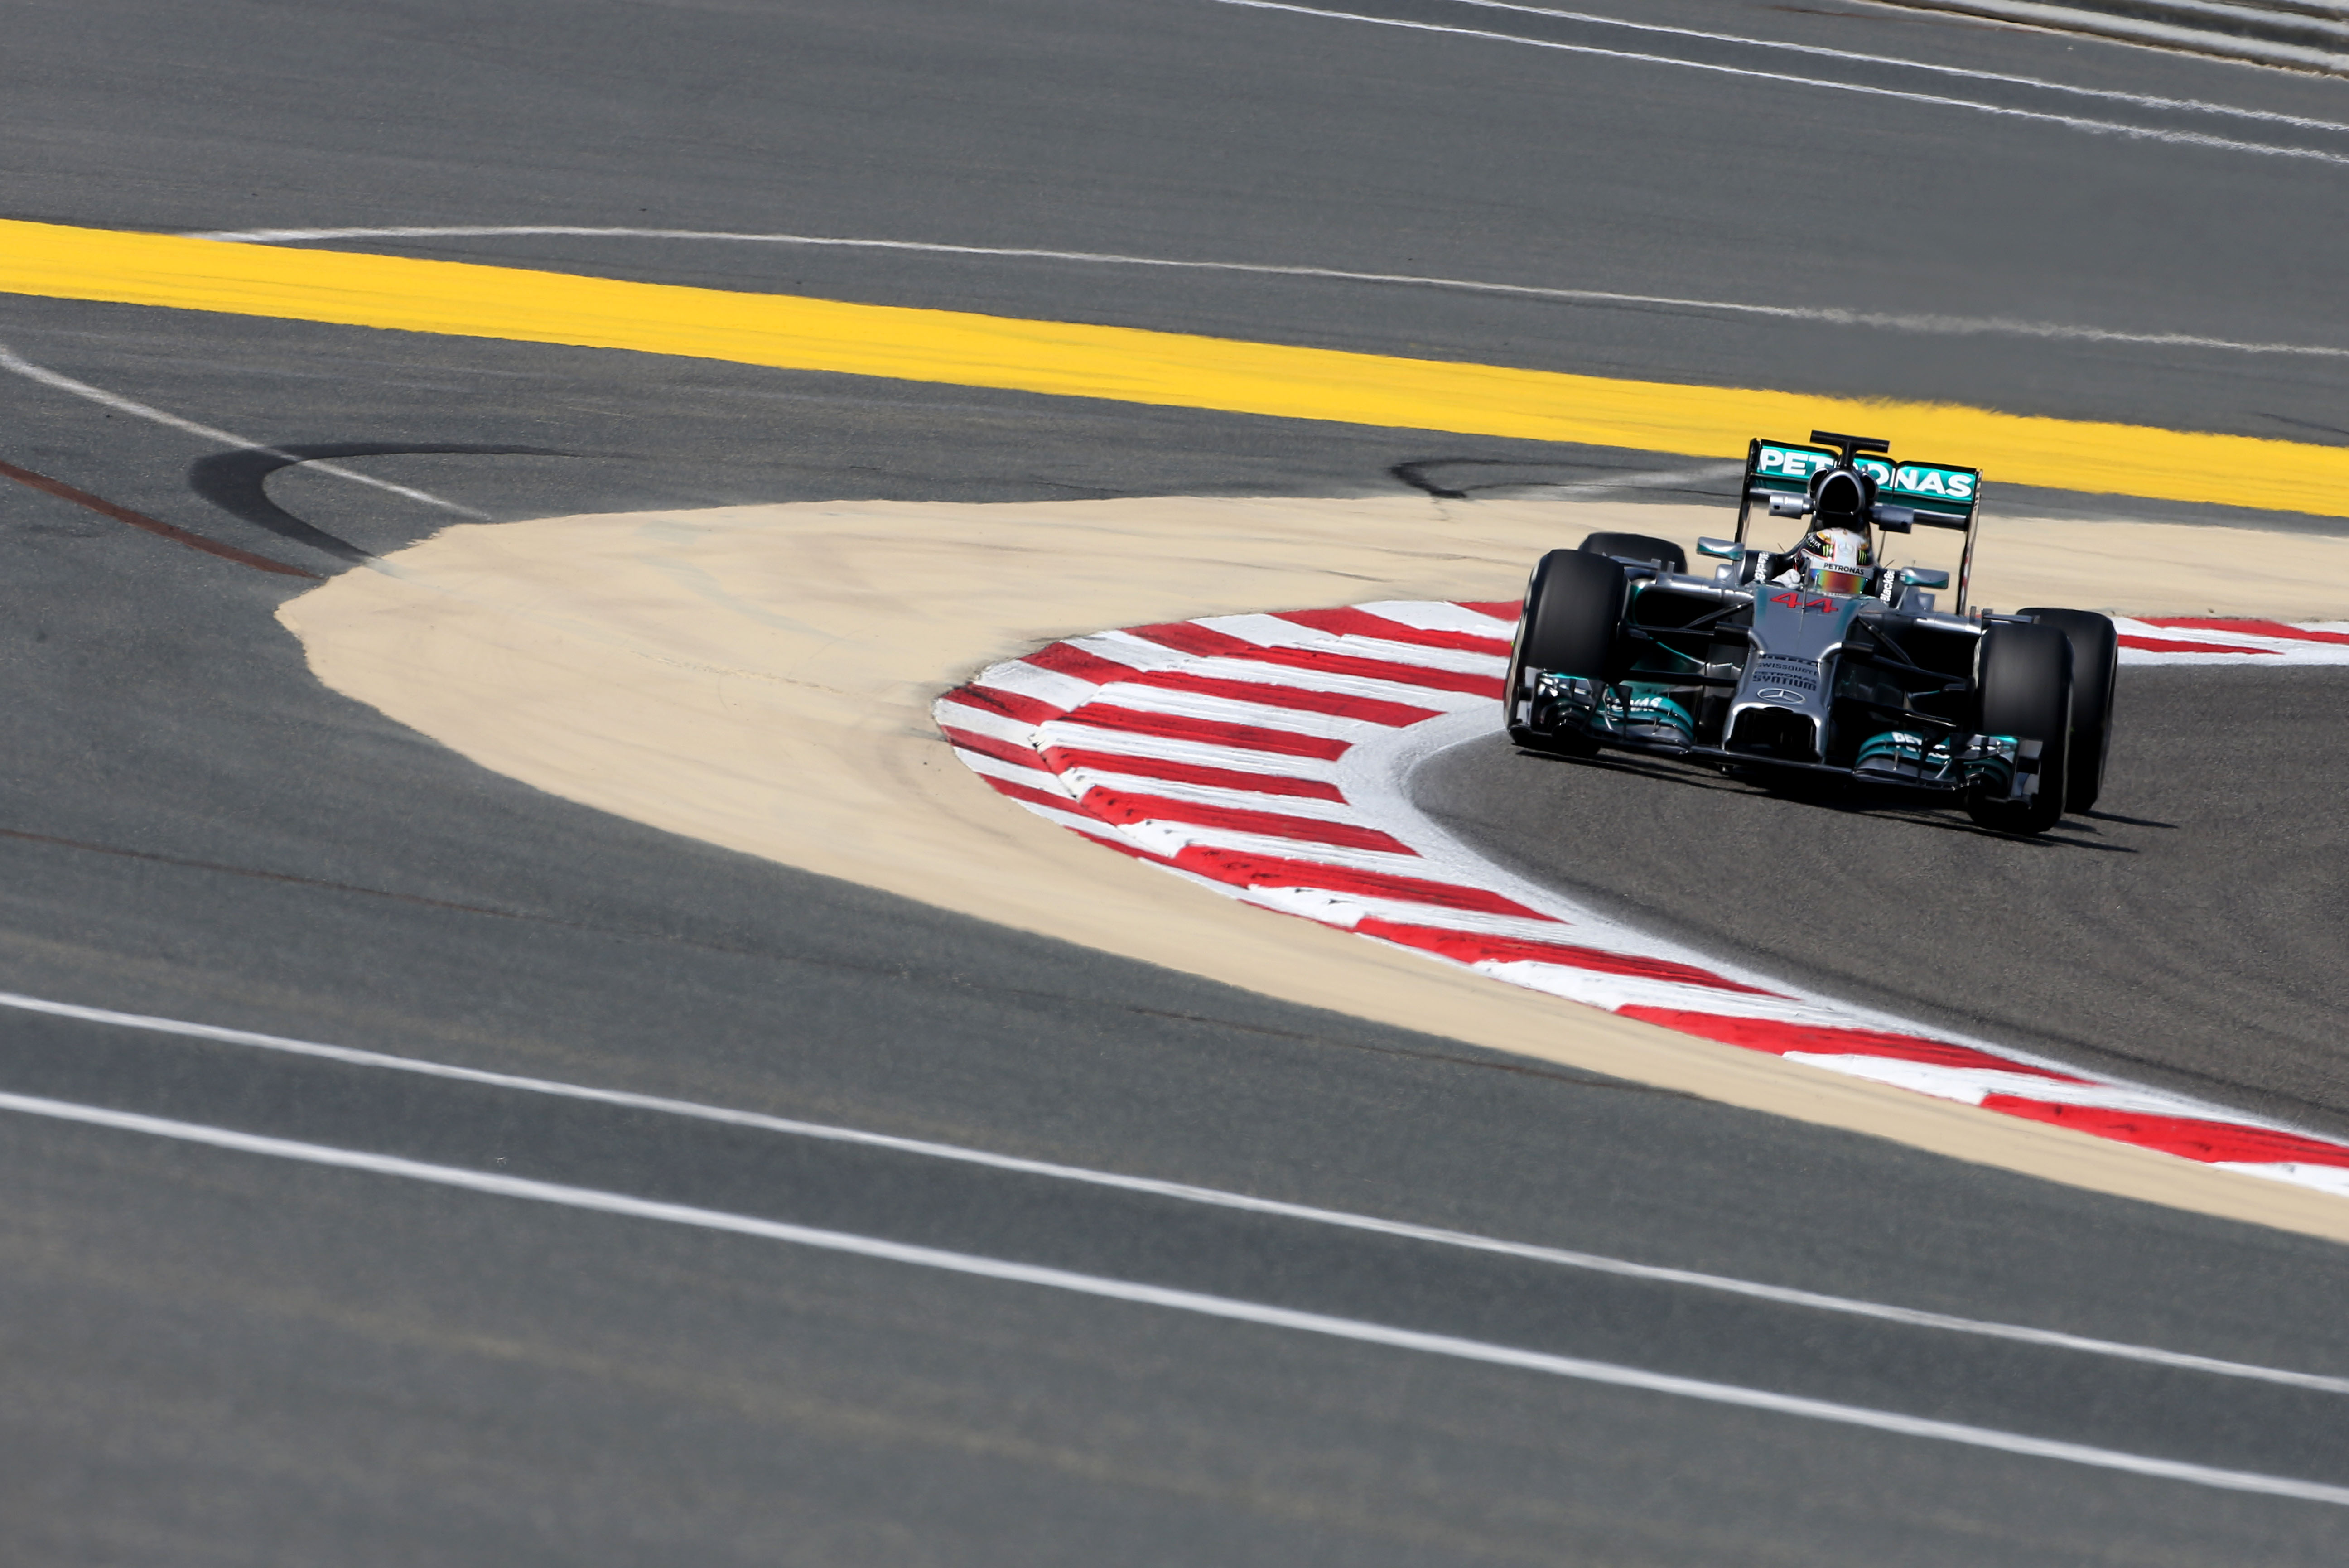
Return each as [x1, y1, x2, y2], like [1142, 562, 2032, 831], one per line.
[1733, 435, 1986, 612]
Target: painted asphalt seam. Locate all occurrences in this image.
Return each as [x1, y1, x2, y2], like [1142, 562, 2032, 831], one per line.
[12, 982, 2349, 1392]
[939, 600, 2349, 1201]
[176, 226, 2349, 362]
[7, 1084, 2349, 1505]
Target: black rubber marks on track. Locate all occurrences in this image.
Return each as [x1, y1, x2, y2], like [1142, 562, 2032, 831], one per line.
[8, 443, 573, 579]
[188, 442, 570, 564]
[1390, 457, 1740, 502]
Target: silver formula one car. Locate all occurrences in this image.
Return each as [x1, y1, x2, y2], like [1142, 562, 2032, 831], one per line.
[1504, 431, 2118, 834]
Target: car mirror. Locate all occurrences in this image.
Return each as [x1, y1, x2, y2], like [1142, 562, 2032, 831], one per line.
[1900, 568, 1950, 589]
[1695, 536, 1740, 560]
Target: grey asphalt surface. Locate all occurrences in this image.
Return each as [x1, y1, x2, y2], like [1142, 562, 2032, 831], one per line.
[6, 0, 2349, 1562]
[1417, 668, 2349, 1139]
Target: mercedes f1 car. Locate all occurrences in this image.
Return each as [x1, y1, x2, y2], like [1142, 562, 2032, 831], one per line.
[1504, 431, 2118, 834]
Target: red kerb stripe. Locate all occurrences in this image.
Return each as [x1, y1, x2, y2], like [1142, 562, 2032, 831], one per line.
[1126, 621, 1261, 657]
[978, 774, 1079, 812]
[2117, 636, 2279, 656]
[1116, 619, 1503, 693]
[2139, 617, 2349, 647]
[950, 684, 1067, 724]
[1619, 1008, 2090, 1081]
[1023, 642, 1138, 683]
[1126, 668, 1441, 726]
[1080, 789, 1413, 854]
[1981, 1097, 2349, 1169]
[945, 704, 1352, 801]
[1042, 747, 1345, 801]
[1458, 600, 1523, 623]
[1359, 921, 1771, 994]
[941, 726, 1054, 773]
[1275, 606, 1512, 654]
[1168, 847, 1550, 917]
[1055, 704, 1351, 760]
[1237, 644, 1502, 698]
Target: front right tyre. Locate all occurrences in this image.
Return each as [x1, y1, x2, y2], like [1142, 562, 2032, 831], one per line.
[1964, 620, 2073, 835]
[1505, 548, 1626, 755]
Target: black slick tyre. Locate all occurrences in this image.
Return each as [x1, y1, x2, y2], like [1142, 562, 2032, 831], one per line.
[1505, 548, 1625, 755]
[1964, 621, 2072, 835]
[1578, 531, 1687, 574]
[2018, 607, 2118, 812]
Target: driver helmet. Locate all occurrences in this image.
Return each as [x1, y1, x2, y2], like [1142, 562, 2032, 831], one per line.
[1800, 526, 1872, 597]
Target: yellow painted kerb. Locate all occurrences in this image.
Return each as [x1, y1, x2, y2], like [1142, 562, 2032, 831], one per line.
[6, 218, 2347, 519]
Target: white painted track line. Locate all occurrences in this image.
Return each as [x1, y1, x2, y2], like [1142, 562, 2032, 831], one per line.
[1207, 0, 2349, 168]
[1436, 0, 2349, 133]
[4, 984, 2346, 1397]
[0, 346, 484, 519]
[7, 1085, 2349, 1507]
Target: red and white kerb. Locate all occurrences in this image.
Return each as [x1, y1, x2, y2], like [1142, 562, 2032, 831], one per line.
[936, 601, 2349, 1197]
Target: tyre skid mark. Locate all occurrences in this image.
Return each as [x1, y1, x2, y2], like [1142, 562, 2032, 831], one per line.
[939, 602, 2349, 1197]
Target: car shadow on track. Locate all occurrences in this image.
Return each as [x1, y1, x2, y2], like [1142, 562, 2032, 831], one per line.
[1505, 743, 2142, 850]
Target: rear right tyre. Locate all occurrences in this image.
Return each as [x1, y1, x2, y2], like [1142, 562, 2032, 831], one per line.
[2018, 606, 2118, 812]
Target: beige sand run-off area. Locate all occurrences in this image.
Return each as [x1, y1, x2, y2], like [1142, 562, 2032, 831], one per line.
[280, 495, 2349, 1240]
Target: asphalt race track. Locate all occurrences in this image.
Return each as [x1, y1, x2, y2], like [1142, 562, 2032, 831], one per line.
[6, 1, 2349, 1563]
[1417, 667, 2349, 1141]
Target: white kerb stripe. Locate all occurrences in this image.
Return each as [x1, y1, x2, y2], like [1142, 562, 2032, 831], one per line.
[1027, 720, 1346, 777]
[1064, 682, 1414, 737]
[10, 1086, 2349, 1507]
[945, 747, 1070, 798]
[1130, 655, 1489, 709]
[1189, 613, 1510, 672]
[1053, 767, 1363, 819]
